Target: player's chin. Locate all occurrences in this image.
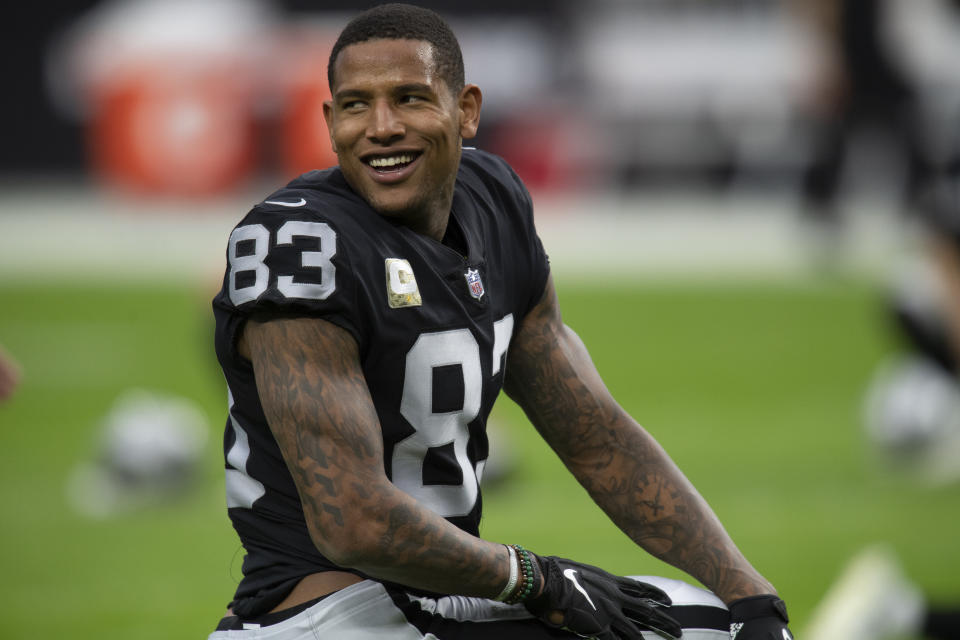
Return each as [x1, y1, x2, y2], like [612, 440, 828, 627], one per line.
[366, 191, 422, 219]
[362, 181, 426, 214]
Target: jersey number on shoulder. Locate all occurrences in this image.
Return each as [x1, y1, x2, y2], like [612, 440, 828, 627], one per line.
[227, 222, 337, 305]
[393, 314, 513, 518]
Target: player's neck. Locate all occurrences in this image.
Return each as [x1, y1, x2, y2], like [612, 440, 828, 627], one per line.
[400, 206, 449, 243]
[403, 185, 455, 243]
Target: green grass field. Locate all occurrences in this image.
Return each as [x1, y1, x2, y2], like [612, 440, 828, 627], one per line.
[1, 277, 958, 638]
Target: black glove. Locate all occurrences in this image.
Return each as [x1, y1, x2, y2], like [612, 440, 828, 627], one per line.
[524, 555, 683, 640]
[728, 595, 793, 640]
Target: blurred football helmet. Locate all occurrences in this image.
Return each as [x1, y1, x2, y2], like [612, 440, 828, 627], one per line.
[67, 389, 209, 517]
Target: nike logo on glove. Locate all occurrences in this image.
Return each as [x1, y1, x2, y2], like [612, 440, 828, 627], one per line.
[563, 569, 597, 610]
[264, 198, 307, 207]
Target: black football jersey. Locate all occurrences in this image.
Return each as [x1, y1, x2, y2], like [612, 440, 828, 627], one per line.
[212, 149, 550, 615]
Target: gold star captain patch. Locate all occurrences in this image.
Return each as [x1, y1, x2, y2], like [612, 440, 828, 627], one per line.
[385, 258, 422, 308]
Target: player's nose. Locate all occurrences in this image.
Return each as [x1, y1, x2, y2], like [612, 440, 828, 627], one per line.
[366, 100, 404, 144]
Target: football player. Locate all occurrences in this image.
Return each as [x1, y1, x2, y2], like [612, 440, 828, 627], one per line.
[208, 4, 791, 639]
[862, 145, 960, 487]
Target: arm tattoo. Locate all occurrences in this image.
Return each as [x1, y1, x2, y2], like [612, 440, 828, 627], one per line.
[245, 316, 509, 598]
[504, 279, 774, 602]
[248, 316, 376, 539]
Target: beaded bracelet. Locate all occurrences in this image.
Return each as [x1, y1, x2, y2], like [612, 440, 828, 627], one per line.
[494, 544, 519, 602]
[502, 544, 539, 605]
[525, 546, 542, 599]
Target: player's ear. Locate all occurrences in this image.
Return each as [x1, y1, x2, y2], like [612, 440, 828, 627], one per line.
[458, 84, 482, 140]
[322, 100, 338, 153]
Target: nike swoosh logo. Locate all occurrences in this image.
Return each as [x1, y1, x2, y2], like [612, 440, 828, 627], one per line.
[264, 198, 306, 207]
[562, 569, 597, 611]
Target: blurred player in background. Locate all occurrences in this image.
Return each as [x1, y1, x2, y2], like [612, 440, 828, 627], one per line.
[863, 207, 960, 487]
[792, 0, 960, 490]
[208, 4, 792, 639]
[0, 344, 21, 403]
[847, 0, 960, 485]
[792, 0, 947, 262]
[921, 198, 960, 373]
[800, 5, 960, 632]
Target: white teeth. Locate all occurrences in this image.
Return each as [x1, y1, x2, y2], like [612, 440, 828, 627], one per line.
[368, 154, 415, 168]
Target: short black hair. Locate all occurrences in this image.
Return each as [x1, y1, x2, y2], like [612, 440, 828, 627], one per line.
[327, 3, 465, 94]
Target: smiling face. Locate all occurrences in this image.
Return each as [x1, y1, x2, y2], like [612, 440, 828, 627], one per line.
[323, 38, 481, 239]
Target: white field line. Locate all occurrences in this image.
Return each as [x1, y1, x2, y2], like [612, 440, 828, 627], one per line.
[0, 185, 911, 286]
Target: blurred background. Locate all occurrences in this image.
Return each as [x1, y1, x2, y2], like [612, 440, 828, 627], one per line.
[1, 0, 959, 638]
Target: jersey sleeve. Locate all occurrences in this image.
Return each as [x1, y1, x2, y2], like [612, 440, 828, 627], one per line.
[464, 149, 551, 315]
[508, 165, 551, 314]
[212, 201, 365, 357]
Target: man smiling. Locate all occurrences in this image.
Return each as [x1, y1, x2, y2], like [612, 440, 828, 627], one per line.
[209, 4, 792, 639]
[322, 36, 477, 239]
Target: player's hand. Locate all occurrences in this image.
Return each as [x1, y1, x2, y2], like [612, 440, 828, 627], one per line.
[524, 555, 682, 640]
[728, 595, 793, 639]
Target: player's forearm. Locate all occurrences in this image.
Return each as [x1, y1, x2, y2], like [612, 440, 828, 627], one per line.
[567, 408, 775, 604]
[505, 320, 774, 604]
[295, 466, 510, 597]
[284, 418, 511, 597]
[278, 406, 513, 597]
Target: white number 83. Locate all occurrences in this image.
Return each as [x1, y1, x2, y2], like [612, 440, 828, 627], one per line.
[227, 222, 337, 305]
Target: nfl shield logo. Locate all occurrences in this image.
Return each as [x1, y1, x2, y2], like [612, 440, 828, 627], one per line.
[464, 268, 485, 300]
